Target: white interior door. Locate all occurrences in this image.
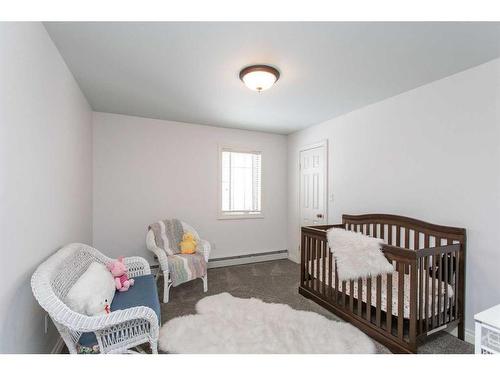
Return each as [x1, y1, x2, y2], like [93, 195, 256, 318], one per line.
[300, 143, 327, 227]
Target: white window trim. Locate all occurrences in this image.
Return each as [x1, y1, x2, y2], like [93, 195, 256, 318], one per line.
[218, 144, 264, 220]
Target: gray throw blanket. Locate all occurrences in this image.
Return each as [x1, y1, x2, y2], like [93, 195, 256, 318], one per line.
[149, 218, 207, 286]
[149, 218, 184, 255]
[167, 253, 207, 287]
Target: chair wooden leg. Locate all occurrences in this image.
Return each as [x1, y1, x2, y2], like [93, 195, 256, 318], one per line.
[163, 274, 171, 303]
[151, 340, 158, 354]
[202, 274, 208, 292]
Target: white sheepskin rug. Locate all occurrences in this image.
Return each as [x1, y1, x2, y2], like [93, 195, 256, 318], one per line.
[159, 293, 375, 354]
[327, 228, 394, 281]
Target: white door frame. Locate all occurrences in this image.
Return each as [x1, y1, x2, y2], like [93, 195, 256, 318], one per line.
[297, 139, 329, 260]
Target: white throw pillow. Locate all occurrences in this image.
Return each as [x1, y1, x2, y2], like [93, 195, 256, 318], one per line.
[65, 262, 116, 316]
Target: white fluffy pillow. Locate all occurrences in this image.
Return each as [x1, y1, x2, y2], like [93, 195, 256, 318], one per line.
[65, 262, 116, 316]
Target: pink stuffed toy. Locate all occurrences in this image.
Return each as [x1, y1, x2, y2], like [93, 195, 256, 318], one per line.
[107, 257, 135, 292]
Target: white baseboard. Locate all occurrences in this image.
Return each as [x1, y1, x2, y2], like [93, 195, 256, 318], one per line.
[465, 329, 475, 344]
[288, 253, 300, 264]
[208, 250, 288, 269]
[51, 337, 64, 354]
[448, 326, 475, 345]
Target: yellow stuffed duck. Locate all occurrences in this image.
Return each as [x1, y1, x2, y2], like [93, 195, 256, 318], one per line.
[179, 232, 197, 254]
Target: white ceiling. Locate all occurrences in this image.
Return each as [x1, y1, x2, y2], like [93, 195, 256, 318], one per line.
[44, 22, 500, 134]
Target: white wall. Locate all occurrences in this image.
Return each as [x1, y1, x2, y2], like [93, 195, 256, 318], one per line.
[287, 58, 500, 333]
[1, 23, 496, 352]
[92, 112, 287, 261]
[0, 23, 93, 353]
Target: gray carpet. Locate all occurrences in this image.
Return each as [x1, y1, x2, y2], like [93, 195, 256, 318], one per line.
[160, 259, 473, 354]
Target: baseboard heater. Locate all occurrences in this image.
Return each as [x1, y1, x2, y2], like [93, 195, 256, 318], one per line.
[208, 249, 288, 269]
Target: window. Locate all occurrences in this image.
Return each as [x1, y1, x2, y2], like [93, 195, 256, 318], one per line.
[219, 146, 262, 219]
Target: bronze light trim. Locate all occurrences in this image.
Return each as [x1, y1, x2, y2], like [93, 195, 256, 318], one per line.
[239, 65, 280, 92]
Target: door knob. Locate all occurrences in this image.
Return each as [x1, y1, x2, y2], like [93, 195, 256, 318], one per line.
[316, 214, 323, 218]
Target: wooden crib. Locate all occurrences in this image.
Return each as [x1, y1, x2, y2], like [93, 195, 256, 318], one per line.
[299, 214, 466, 353]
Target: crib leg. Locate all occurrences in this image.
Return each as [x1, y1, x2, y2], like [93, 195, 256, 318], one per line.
[458, 321, 465, 341]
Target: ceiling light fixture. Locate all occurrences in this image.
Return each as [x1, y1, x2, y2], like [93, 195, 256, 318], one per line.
[239, 65, 280, 92]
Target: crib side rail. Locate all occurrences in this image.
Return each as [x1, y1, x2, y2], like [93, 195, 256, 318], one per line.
[300, 226, 420, 353]
[414, 243, 463, 337]
[381, 244, 417, 260]
[299, 224, 343, 289]
[342, 214, 466, 341]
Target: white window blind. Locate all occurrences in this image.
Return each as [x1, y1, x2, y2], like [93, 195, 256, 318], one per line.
[220, 149, 262, 217]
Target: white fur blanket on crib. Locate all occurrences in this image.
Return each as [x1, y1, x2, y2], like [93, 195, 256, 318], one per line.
[327, 228, 394, 281]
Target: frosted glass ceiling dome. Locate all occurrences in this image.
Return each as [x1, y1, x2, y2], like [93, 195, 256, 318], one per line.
[239, 65, 280, 92]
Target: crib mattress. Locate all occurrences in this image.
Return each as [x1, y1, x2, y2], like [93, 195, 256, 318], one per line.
[307, 261, 454, 319]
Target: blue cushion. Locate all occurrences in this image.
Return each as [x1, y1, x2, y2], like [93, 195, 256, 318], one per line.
[78, 274, 160, 348]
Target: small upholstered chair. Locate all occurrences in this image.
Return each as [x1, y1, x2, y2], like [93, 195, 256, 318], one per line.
[146, 220, 210, 303]
[31, 243, 160, 354]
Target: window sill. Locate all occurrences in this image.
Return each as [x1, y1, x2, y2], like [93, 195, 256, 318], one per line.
[218, 213, 264, 220]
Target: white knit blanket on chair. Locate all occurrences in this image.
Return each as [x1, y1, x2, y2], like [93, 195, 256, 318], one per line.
[326, 228, 394, 281]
